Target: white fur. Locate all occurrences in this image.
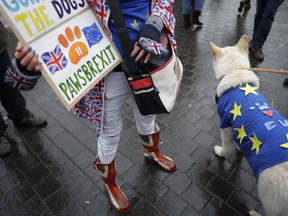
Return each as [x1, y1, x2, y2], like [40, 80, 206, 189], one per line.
[210, 35, 288, 216]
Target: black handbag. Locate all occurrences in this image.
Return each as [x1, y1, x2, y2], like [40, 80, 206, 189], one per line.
[107, 0, 183, 115]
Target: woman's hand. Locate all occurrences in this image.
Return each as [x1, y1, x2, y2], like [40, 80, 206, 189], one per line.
[14, 42, 42, 72]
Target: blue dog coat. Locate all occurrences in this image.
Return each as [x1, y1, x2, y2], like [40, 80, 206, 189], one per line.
[217, 83, 288, 178]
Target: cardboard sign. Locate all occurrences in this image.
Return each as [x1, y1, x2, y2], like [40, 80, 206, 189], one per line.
[0, 0, 122, 110]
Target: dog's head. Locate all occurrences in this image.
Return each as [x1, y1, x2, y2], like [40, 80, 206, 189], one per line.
[210, 35, 251, 80]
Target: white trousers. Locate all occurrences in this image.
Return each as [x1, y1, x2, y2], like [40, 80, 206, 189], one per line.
[98, 72, 155, 164]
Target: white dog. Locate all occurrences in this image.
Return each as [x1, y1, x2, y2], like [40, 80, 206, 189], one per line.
[210, 35, 288, 216]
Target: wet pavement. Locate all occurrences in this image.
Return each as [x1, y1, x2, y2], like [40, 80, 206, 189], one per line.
[1, 0, 288, 215]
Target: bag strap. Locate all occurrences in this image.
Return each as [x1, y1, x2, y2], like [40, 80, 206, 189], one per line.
[107, 0, 141, 77]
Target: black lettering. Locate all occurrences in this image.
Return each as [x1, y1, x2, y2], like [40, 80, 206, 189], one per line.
[51, 1, 63, 19]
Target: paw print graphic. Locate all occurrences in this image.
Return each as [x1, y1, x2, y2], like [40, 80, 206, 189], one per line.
[250, 102, 273, 117]
[249, 102, 269, 111]
[58, 26, 88, 64]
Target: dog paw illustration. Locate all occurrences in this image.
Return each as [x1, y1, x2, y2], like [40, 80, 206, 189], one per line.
[250, 102, 273, 117]
[249, 102, 269, 111]
[214, 146, 226, 157]
[58, 26, 88, 64]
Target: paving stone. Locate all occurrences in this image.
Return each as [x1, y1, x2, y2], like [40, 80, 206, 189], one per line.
[24, 163, 51, 185]
[205, 175, 235, 201]
[138, 178, 168, 203]
[44, 188, 73, 215]
[1, 1, 288, 215]
[34, 174, 61, 200]
[5, 181, 35, 208]
[14, 195, 48, 216]
[156, 191, 187, 216]
[181, 183, 211, 212]
[164, 171, 191, 195]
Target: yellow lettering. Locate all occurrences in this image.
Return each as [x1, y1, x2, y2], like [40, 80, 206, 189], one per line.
[28, 8, 45, 32]
[38, 5, 54, 27]
[15, 12, 33, 36]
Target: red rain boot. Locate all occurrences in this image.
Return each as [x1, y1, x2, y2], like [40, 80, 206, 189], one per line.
[94, 157, 131, 212]
[139, 125, 176, 172]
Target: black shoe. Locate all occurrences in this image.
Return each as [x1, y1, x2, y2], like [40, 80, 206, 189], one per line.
[13, 112, 47, 127]
[283, 78, 288, 88]
[0, 130, 12, 157]
[249, 42, 264, 61]
[193, 11, 203, 26]
[183, 14, 192, 27]
[238, 1, 244, 13]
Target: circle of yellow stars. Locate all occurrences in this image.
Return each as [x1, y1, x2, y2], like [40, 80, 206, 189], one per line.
[231, 84, 288, 154]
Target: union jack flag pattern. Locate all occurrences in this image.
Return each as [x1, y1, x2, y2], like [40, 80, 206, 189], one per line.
[4, 65, 40, 91]
[74, 78, 105, 134]
[75, 0, 176, 134]
[139, 37, 168, 56]
[41, 45, 68, 76]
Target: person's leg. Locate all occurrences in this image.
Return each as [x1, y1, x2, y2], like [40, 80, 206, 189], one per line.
[182, 0, 192, 26]
[96, 72, 131, 212]
[0, 50, 28, 121]
[193, 0, 205, 25]
[0, 50, 46, 126]
[250, 0, 284, 61]
[133, 99, 176, 172]
[253, 0, 285, 46]
[0, 112, 11, 157]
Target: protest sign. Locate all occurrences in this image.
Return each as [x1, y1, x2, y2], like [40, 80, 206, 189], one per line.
[0, 0, 122, 110]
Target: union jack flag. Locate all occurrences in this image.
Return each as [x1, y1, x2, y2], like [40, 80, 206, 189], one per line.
[41, 45, 68, 75]
[74, 78, 105, 134]
[4, 66, 38, 91]
[139, 37, 168, 56]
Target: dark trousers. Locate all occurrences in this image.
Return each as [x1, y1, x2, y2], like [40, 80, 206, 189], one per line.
[252, 0, 285, 46]
[0, 50, 28, 130]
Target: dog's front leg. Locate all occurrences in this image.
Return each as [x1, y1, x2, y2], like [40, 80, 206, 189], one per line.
[214, 127, 234, 157]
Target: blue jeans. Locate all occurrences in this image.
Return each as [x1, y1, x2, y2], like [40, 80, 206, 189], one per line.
[0, 50, 28, 130]
[252, 0, 285, 46]
[182, 0, 205, 15]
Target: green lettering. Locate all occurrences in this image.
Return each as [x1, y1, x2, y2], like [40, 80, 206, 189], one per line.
[67, 79, 78, 99]
[77, 68, 87, 86]
[69, 72, 82, 92]
[92, 56, 102, 73]
[81, 64, 92, 81]
[87, 60, 97, 76]
[96, 50, 109, 71]
[106, 45, 116, 61]
[59, 82, 70, 101]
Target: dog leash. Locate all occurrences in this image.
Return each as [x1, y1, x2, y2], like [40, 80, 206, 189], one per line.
[242, 68, 288, 75]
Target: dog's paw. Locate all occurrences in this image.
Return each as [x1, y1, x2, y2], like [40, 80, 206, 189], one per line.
[249, 210, 261, 216]
[214, 145, 226, 157]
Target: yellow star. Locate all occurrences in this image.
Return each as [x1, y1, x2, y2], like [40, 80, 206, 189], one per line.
[234, 125, 247, 144]
[280, 134, 288, 148]
[130, 19, 140, 28]
[230, 102, 242, 121]
[249, 133, 262, 154]
[239, 83, 259, 96]
[145, 12, 151, 19]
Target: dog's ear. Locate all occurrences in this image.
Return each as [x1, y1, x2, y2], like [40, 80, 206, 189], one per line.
[210, 41, 223, 60]
[236, 35, 249, 53]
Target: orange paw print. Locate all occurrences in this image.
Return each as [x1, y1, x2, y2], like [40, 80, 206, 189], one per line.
[58, 26, 88, 65]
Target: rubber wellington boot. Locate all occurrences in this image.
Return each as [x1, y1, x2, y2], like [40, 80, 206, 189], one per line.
[94, 157, 131, 212]
[139, 124, 176, 172]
